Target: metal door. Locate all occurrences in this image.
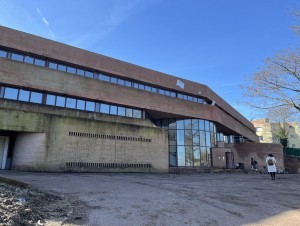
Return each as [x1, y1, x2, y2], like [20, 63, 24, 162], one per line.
[225, 152, 234, 169]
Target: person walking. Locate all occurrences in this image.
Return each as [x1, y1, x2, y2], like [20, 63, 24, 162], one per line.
[266, 154, 277, 180]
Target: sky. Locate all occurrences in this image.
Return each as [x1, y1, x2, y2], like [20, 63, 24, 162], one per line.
[0, 0, 299, 120]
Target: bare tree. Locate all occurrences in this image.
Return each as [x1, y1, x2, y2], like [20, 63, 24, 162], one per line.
[242, 49, 300, 113]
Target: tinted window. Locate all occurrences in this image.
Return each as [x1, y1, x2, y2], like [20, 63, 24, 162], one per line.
[145, 86, 151, 92]
[159, 89, 165, 95]
[67, 67, 76, 74]
[0, 50, 7, 58]
[151, 87, 157, 93]
[58, 64, 66, 72]
[100, 104, 109, 113]
[133, 83, 139, 89]
[138, 84, 145, 90]
[117, 79, 125, 86]
[85, 71, 93, 78]
[126, 108, 133, 117]
[66, 98, 76, 109]
[30, 92, 43, 103]
[110, 105, 117, 115]
[117, 107, 125, 116]
[111, 77, 117, 83]
[76, 69, 84, 76]
[86, 101, 95, 111]
[99, 74, 110, 82]
[170, 92, 176, 97]
[125, 81, 132, 87]
[11, 53, 23, 62]
[46, 94, 56, 106]
[76, 100, 85, 110]
[24, 56, 34, 64]
[19, 89, 30, 102]
[56, 96, 66, 107]
[133, 109, 141, 118]
[49, 62, 58, 70]
[34, 58, 45, 67]
[4, 87, 18, 100]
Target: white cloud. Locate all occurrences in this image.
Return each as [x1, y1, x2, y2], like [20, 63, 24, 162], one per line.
[35, 7, 56, 40]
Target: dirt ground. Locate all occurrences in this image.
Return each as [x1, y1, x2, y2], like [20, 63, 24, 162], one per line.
[1, 171, 300, 226]
[0, 179, 86, 226]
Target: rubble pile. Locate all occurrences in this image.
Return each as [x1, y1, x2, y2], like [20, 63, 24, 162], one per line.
[0, 182, 86, 226]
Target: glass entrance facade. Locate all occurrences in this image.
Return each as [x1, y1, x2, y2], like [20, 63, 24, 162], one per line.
[155, 119, 217, 168]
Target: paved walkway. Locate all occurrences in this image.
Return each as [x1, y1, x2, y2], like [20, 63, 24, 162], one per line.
[1, 171, 300, 226]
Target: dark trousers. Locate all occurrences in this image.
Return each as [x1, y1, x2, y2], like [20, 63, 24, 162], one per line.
[270, 172, 276, 179]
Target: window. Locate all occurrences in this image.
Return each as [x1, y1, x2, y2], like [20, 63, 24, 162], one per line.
[49, 62, 58, 70]
[11, 53, 24, 62]
[133, 109, 141, 118]
[77, 69, 85, 76]
[117, 79, 125, 86]
[56, 96, 66, 107]
[133, 83, 139, 89]
[85, 71, 93, 78]
[86, 101, 95, 111]
[110, 77, 117, 83]
[138, 84, 145, 90]
[4, 87, 18, 100]
[30, 92, 43, 103]
[125, 81, 132, 87]
[110, 105, 117, 115]
[99, 74, 110, 82]
[46, 94, 56, 106]
[66, 98, 76, 109]
[151, 87, 157, 93]
[76, 100, 85, 110]
[24, 56, 34, 64]
[67, 67, 76, 74]
[145, 86, 151, 92]
[34, 58, 45, 67]
[58, 64, 66, 72]
[0, 50, 7, 58]
[158, 89, 165, 95]
[100, 104, 109, 114]
[19, 89, 30, 102]
[125, 108, 133, 117]
[117, 107, 126, 116]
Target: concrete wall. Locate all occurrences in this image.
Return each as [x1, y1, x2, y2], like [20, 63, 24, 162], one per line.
[0, 58, 258, 141]
[0, 103, 168, 173]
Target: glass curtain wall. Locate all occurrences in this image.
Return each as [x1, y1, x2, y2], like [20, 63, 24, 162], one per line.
[155, 119, 217, 168]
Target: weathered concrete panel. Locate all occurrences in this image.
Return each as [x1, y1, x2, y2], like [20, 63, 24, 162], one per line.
[0, 106, 168, 172]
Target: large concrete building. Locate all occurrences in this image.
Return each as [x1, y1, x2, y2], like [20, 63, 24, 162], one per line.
[0, 26, 284, 173]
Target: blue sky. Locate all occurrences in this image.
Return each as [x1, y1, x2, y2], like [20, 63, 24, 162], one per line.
[0, 0, 299, 120]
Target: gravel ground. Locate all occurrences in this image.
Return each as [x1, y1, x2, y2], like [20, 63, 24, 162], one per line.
[0, 179, 86, 226]
[1, 171, 300, 226]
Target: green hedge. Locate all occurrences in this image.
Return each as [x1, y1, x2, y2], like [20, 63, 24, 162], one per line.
[286, 148, 300, 157]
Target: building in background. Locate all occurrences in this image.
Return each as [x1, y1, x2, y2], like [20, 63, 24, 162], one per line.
[0, 26, 283, 172]
[252, 118, 300, 148]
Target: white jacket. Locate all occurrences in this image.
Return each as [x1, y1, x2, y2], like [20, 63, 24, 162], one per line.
[266, 156, 277, 172]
